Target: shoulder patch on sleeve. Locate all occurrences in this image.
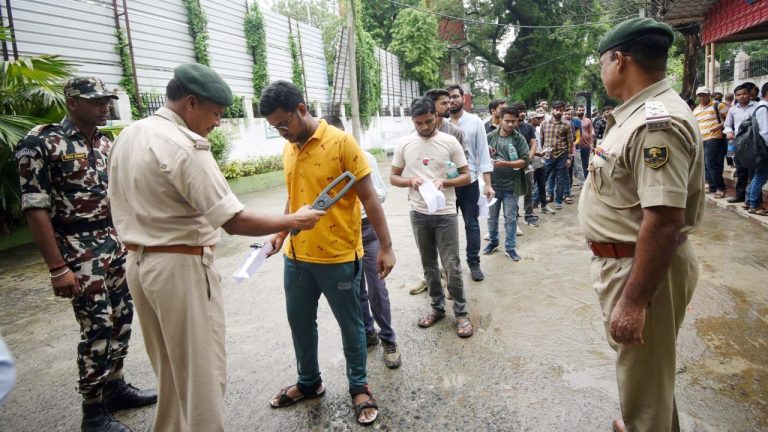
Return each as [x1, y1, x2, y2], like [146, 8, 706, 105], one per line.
[645, 101, 671, 131]
[14, 135, 45, 161]
[643, 145, 669, 168]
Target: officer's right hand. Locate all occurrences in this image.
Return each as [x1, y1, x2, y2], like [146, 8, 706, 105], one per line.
[292, 205, 325, 230]
[52, 269, 81, 298]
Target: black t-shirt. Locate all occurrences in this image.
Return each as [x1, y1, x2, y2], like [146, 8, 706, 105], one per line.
[484, 120, 497, 134]
[518, 121, 536, 144]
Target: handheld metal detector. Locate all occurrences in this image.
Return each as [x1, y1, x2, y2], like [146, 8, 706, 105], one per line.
[289, 171, 357, 235]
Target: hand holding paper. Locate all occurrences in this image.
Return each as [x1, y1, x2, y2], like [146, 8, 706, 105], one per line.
[418, 179, 446, 213]
[233, 241, 274, 283]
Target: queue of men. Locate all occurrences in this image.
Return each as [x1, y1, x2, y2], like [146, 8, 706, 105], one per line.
[13, 16, 706, 432]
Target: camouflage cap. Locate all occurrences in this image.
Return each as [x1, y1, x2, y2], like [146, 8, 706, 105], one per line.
[173, 63, 233, 107]
[597, 17, 674, 55]
[64, 76, 118, 99]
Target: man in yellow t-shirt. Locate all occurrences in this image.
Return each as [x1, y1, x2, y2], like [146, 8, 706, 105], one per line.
[260, 81, 395, 426]
[693, 86, 729, 197]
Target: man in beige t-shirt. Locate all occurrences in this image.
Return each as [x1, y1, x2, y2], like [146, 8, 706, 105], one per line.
[390, 97, 474, 338]
[108, 64, 323, 432]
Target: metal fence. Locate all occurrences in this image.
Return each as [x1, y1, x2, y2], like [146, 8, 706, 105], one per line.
[747, 56, 768, 79]
[720, 60, 734, 83]
[140, 93, 167, 118]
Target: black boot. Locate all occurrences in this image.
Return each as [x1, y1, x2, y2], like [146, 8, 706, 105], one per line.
[102, 379, 158, 412]
[81, 402, 132, 432]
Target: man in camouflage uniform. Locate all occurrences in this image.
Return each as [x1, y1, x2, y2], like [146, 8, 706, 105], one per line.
[16, 77, 157, 432]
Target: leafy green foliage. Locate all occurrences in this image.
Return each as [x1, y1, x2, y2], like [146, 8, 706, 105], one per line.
[0, 54, 74, 228]
[389, 9, 444, 90]
[114, 29, 140, 119]
[100, 125, 126, 141]
[245, 3, 269, 112]
[289, 34, 305, 94]
[223, 95, 245, 119]
[207, 128, 231, 165]
[219, 155, 283, 179]
[183, 0, 211, 65]
[353, 0, 381, 129]
[358, 0, 418, 47]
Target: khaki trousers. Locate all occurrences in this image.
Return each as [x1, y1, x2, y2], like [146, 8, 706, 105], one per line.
[591, 240, 698, 432]
[127, 247, 226, 432]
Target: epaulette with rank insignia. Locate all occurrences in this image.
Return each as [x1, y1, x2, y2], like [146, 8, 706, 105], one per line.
[644, 101, 671, 131]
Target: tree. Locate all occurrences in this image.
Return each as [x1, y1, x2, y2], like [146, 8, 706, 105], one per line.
[0, 53, 74, 230]
[389, 8, 445, 90]
[357, 0, 419, 48]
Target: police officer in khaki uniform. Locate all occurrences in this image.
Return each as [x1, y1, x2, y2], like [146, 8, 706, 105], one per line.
[108, 64, 324, 432]
[578, 18, 704, 432]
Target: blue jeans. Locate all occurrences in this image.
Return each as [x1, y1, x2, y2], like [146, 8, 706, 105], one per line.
[487, 190, 519, 252]
[544, 154, 568, 204]
[410, 211, 468, 317]
[283, 257, 367, 392]
[703, 139, 727, 192]
[580, 146, 591, 179]
[359, 221, 395, 343]
[455, 180, 481, 266]
[746, 163, 768, 208]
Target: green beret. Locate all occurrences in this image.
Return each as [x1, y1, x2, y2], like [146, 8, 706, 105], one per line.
[598, 17, 674, 55]
[173, 63, 234, 107]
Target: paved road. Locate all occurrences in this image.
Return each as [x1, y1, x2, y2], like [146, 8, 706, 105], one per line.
[0, 161, 766, 431]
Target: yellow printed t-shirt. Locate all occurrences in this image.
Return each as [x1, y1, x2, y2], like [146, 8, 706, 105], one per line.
[282, 119, 372, 263]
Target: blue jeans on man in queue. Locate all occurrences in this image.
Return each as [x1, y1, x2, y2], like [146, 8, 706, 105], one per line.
[455, 180, 481, 266]
[487, 190, 519, 252]
[704, 139, 727, 192]
[283, 256, 367, 392]
[544, 154, 569, 204]
[359, 220, 395, 343]
[746, 163, 768, 208]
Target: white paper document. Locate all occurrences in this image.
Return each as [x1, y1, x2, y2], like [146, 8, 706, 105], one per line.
[478, 197, 498, 219]
[418, 180, 446, 213]
[233, 241, 274, 283]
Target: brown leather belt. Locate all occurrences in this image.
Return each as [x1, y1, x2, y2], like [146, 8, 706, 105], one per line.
[125, 244, 214, 256]
[588, 241, 635, 258]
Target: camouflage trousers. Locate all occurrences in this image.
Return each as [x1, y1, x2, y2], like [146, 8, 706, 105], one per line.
[57, 226, 133, 400]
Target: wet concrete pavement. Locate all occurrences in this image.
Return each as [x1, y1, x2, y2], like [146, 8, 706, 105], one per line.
[0, 160, 766, 431]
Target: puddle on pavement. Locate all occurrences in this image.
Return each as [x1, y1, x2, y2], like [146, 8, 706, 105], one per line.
[693, 287, 768, 428]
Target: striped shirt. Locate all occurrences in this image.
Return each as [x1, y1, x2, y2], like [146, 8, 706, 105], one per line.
[539, 117, 574, 159]
[693, 101, 728, 141]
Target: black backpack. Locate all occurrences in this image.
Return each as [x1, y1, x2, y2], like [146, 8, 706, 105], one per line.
[733, 105, 768, 170]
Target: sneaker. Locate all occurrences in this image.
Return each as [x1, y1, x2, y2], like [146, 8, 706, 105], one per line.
[381, 341, 402, 369]
[555, 203, 563, 210]
[366, 331, 380, 347]
[483, 243, 499, 255]
[525, 215, 539, 227]
[469, 264, 484, 281]
[409, 279, 427, 295]
[505, 249, 521, 262]
[483, 233, 490, 241]
[516, 226, 523, 236]
[540, 205, 555, 215]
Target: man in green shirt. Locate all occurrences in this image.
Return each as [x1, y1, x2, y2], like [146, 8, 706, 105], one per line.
[482, 107, 530, 261]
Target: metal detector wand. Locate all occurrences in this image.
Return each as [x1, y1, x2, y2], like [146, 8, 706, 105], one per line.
[289, 171, 357, 236]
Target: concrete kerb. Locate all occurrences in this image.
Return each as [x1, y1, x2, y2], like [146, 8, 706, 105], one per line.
[705, 194, 768, 228]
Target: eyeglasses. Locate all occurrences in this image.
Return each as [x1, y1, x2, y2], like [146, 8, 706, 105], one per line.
[268, 112, 295, 132]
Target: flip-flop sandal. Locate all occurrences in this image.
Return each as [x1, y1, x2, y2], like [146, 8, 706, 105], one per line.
[269, 381, 325, 408]
[350, 385, 378, 425]
[756, 208, 768, 216]
[713, 191, 726, 199]
[565, 197, 574, 204]
[418, 309, 446, 328]
[456, 316, 474, 338]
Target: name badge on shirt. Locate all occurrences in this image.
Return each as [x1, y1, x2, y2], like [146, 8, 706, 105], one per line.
[61, 152, 87, 161]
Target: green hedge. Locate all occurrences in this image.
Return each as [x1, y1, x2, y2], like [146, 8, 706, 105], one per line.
[219, 155, 283, 179]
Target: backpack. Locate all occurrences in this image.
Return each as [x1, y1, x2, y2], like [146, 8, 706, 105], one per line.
[733, 105, 768, 170]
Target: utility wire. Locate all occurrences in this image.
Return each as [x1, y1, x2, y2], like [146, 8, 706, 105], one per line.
[385, 0, 635, 29]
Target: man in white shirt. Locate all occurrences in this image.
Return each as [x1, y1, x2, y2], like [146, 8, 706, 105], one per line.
[724, 83, 758, 203]
[447, 84, 494, 282]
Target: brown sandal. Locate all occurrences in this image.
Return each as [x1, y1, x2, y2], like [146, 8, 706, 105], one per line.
[713, 191, 726, 199]
[269, 381, 325, 408]
[350, 385, 378, 425]
[418, 309, 446, 328]
[456, 316, 474, 338]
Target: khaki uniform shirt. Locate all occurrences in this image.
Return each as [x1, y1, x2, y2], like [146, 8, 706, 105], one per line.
[108, 107, 244, 246]
[578, 80, 704, 243]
